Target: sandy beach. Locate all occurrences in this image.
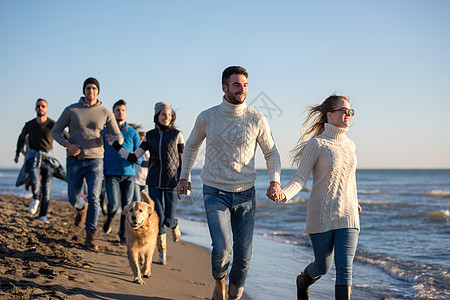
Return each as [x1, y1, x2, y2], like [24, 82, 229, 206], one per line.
[0, 194, 250, 300]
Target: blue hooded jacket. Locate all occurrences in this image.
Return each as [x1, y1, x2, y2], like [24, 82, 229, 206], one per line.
[103, 123, 140, 175]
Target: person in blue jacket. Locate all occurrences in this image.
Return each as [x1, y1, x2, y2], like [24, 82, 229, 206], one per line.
[106, 102, 184, 265]
[102, 99, 141, 245]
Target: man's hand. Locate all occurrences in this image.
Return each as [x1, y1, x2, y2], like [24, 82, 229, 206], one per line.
[176, 179, 189, 200]
[266, 181, 286, 202]
[105, 134, 116, 145]
[64, 142, 81, 156]
[14, 154, 19, 164]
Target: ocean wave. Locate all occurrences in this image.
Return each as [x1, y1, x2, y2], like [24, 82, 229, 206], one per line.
[0, 173, 16, 179]
[423, 209, 450, 223]
[270, 231, 306, 237]
[355, 249, 450, 299]
[358, 189, 388, 195]
[425, 190, 450, 198]
[358, 200, 408, 206]
[259, 231, 311, 247]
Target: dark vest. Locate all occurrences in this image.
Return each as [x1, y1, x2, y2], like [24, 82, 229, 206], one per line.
[145, 127, 182, 188]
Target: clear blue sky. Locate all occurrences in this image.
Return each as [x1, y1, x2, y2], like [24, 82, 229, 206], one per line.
[1, 0, 449, 169]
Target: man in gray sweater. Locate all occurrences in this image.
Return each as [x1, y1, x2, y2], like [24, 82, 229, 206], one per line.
[52, 77, 123, 251]
[177, 66, 283, 300]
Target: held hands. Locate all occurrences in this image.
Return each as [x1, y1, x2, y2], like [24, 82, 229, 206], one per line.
[266, 181, 286, 203]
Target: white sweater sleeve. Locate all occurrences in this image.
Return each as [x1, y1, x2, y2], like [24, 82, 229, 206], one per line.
[179, 113, 206, 180]
[257, 115, 281, 184]
[283, 138, 320, 201]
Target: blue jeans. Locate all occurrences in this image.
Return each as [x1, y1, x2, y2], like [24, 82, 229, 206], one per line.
[27, 159, 53, 217]
[66, 157, 103, 231]
[203, 185, 256, 296]
[149, 187, 178, 235]
[105, 175, 135, 238]
[307, 228, 359, 286]
[133, 184, 148, 202]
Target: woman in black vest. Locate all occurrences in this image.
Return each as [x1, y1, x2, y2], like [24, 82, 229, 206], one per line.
[107, 102, 184, 265]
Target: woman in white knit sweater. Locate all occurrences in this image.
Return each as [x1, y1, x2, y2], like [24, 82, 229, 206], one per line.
[274, 94, 361, 300]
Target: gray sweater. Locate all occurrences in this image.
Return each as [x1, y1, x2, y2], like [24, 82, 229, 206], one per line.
[52, 97, 123, 159]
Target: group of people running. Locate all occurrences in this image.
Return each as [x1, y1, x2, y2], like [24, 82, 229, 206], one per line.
[15, 78, 182, 267]
[15, 66, 361, 300]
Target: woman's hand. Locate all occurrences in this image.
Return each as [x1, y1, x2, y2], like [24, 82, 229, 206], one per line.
[266, 182, 286, 202]
[177, 179, 189, 200]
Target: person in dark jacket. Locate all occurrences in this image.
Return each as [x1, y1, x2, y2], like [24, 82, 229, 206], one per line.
[106, 102, 184, 265]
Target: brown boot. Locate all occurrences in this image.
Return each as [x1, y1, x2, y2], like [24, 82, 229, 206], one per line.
[172, 223, 181, 242]
[86, 229, 98, 251]
[157, 233, 167, 265]
[74, 203, 88, 227]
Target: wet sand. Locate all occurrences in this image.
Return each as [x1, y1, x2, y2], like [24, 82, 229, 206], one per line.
[0, 194, 249, 299]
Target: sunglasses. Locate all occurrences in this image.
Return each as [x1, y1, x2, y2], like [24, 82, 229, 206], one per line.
[36, 105, 47, 108]
[330, 107, 354, 117]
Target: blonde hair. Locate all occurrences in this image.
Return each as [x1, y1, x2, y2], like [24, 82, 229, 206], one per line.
[291, 94, 349, 166]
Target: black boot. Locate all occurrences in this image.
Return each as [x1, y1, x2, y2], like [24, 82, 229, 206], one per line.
[335, 285, 351, 300]
[296, 267, 321, 300]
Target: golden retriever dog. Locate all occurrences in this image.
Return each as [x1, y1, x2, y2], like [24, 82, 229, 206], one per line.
[122, 191, 159, 284]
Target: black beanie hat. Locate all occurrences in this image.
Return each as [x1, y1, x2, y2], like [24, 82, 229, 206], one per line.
[83, 77, 100, 95]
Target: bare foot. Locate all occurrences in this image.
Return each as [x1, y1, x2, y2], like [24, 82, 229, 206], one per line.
[212, 278, 226, 300]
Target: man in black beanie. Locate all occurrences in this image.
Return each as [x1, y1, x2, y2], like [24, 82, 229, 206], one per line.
[52, 77, 123, 251]
[82, 77, 100, 94]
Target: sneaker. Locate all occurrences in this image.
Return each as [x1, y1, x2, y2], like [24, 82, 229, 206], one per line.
[103, 217, 113, 234]
[39, 216, 50, 223]
[29, 199, 40, 215]
[119, 236, 127, 245]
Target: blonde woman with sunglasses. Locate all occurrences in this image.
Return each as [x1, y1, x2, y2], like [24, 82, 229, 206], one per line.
[268, 94, 361, 300]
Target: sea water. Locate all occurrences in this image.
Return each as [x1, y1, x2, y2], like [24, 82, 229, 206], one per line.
[1, 168, 449, 299]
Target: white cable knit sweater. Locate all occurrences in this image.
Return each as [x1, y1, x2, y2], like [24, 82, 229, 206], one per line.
[180, 98, 281, 192]
[283, 123, 360, 234]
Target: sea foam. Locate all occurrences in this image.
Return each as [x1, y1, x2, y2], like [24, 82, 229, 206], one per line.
[425, 190, 450, 198]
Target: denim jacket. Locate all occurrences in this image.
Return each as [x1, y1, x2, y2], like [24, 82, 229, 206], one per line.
[15, 148, 67, 187]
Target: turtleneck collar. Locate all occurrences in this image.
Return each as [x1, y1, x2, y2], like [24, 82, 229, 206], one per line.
[219, 97, 247, 116]
[322, 123, 348, 141]
[155, 122, 172, 131]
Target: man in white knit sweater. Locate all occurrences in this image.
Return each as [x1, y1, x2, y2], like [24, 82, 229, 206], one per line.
[177, 66, 282, 300]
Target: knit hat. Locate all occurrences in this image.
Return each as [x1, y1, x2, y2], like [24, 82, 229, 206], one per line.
[154, 102, 172, 116]
[83, 77, 100, 95]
